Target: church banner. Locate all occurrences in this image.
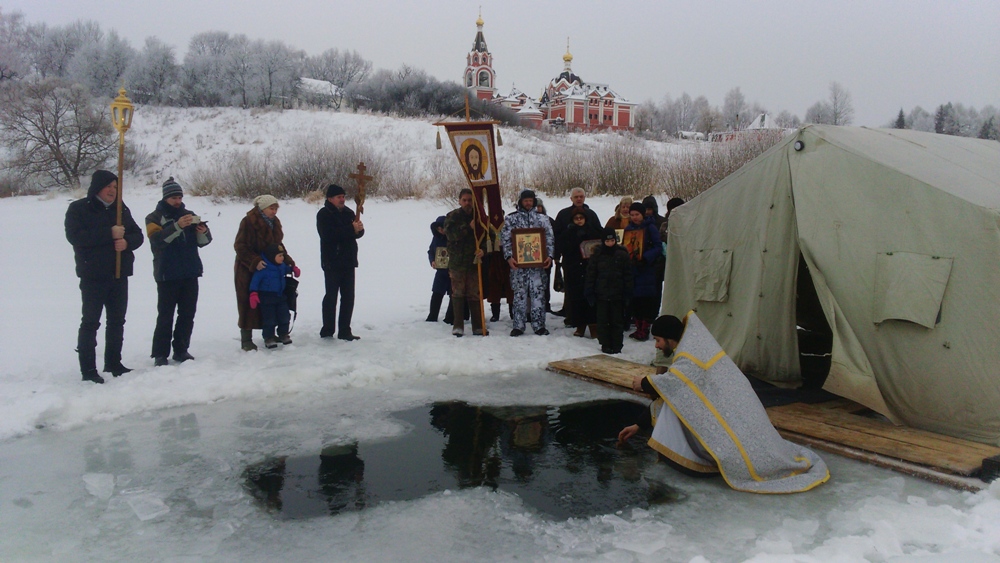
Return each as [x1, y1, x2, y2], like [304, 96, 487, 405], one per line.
[440, 121, 504, 244]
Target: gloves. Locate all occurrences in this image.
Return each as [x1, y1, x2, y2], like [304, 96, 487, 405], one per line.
[249, 292, 260, 309]
[292, 266, 301, 278]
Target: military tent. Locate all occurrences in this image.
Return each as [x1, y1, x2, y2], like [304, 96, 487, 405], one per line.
[662, 125, 1000, 444]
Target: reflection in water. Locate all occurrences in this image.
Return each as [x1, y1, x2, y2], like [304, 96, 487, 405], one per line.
[244, 400, 683, 520]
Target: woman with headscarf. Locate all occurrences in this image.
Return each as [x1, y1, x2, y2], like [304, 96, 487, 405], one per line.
[234, 195, 298, 351]
[605, 196, 633, 229]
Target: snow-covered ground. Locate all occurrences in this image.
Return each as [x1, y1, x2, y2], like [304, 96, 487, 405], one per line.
[3, 109, 1000, 561]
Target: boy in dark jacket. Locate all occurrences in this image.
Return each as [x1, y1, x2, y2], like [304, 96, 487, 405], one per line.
[426, 215, 455, 324]
[249, 244, 293, 348]
[585, 228, 634, 354]
[145, 177, 212, 366]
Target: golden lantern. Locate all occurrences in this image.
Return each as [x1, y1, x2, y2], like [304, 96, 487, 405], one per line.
[109, 87, 134, 278]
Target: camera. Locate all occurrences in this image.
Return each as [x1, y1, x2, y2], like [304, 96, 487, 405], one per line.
[189, 215, 201, 224]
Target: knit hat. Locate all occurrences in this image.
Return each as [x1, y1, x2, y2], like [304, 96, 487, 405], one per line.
[326, 184, 345, 198]
[570, 208, 587, 220]
[518, 189, 536, 209]
[263, 243, 284, 264]
[162, 177, 183, 199]
[88, 170, 118, 199]
[629, 202, 646, 215]
[602, 227, 618, 241]
[254, 194, 279, 210]
[651, 315, 684, 342]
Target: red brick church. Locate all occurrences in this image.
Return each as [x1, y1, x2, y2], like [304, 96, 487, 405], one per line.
[465, 15, 636, 132]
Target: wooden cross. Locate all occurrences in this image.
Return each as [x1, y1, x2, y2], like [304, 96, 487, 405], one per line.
[349, 161, 373, 216]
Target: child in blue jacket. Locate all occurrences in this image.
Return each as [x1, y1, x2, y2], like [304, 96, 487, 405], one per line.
[249, 243, 293, 348]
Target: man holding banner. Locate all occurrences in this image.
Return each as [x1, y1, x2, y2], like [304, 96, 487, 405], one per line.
[443, 188, 485, 336]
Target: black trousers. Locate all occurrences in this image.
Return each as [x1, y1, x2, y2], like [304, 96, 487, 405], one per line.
[151, 278, 199, 358]
[595, 299, 625, 352]
[78, 277, 128, 373]
[321, 267, 356, 337]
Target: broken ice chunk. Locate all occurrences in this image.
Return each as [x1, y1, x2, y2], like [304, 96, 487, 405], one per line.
[126, 494, 170, 521]
[82, 473, 115, 500]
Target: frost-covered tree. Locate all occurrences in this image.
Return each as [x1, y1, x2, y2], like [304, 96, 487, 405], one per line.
[908, 106, 933, 132]
[828, 82, 853, 125]
[67, 30, 134, 97]
[0, 9, 29, 81]
[894, 108, 906, 129]
[250, 40, 302, 107]
[181, 31, 233, 106]
[774, 110, 800, 128]
[804, 101, 832, 124]
[0, 78, 115, 188]
[127, 37, 178, 104]
[25, 20, 102, 79]
[722, 86, 747, 129]
[223, 34, 256, 108]
[303, 48, 371, 109]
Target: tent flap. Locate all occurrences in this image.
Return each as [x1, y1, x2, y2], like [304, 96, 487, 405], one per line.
[873, 252, 953, 329]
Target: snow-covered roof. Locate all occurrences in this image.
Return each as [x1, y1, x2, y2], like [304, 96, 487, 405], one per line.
[298, 77, 341, 97]
[745, 113, 779, 130]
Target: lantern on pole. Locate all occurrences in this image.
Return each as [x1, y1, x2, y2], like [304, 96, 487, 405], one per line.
[109, 87, 134, 278]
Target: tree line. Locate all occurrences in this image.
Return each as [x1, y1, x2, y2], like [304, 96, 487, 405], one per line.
[890, 103, 999, 140]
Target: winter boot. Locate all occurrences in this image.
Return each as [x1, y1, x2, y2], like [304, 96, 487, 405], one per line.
[82, 369, 105, 384]
[452, 300, 465, 335]
[490, 302, 501, 323]
[241, 329, 257, 351]
[426, 292, 444, 322]
[629, 320, 650, 341]
[587, 324, 598, 339]
[443, 296, 455, 324]
[264, 337, 278, 349]
[573, 325, 587, 337]
[279, 334, 293, 345]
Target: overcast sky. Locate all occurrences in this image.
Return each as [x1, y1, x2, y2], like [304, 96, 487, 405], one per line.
[8, 0, 999, 126]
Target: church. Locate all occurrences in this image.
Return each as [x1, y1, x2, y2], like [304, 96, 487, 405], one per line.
[464, 15, 636, 132]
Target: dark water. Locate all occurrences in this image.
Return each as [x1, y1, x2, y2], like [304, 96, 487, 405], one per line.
[243, 399, 685, 520]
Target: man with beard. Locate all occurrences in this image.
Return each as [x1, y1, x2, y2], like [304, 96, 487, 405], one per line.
[65, 170, 144, 383]
[317, 184, 365, 341]
[443, 188, 485, 336]
[145, 177, 212, 366]
[501, 189, 555, 336]
[464, 144, 485, 181]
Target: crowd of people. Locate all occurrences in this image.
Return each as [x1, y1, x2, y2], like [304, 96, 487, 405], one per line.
[65, 169, 683, 383]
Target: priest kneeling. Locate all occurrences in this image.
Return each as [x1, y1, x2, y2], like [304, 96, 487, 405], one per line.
[618, 313, 830, 494]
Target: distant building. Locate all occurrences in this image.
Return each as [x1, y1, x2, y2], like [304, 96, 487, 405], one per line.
[465, 16, 635, 132]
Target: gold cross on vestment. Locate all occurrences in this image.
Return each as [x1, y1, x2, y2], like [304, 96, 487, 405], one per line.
[349, 161, 373, 216]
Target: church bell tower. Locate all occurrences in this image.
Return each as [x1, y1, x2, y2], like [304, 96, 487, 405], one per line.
[465, 12, 496, 101]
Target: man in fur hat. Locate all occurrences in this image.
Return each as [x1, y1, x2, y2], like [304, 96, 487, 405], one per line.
[65, 170, 144, 383]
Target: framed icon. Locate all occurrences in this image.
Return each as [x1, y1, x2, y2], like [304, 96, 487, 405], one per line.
[511, 228, 548, 268]
[434, 247, 449, 269]
[621, 229, 645, 262]
[579, 239, 602, 259]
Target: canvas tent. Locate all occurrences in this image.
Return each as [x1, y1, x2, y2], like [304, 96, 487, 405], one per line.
[662, 125, 1000, 444]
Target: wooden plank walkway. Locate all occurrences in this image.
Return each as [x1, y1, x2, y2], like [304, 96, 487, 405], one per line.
[546, 354, 1000, 489]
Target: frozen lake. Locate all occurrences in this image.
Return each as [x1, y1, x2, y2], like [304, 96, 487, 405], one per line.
[3, 369, 998, 562]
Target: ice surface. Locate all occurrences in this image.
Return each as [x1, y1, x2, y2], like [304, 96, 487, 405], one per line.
[82, 473, 115, 500]
[125, 494, 170, 521]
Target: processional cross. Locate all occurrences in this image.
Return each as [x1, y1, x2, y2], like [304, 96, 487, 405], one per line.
[349, 161, 373, 216]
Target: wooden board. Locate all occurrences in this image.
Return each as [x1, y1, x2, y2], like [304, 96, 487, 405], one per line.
[547, 354, 656, 396]
[767, 402, 1000, 476]
[547, 355, 1000, 485]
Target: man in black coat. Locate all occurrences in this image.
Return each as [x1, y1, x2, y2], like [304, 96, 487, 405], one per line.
[317, 184, 365, 340]
[145, 177, 212, 367]
[552, 187, 601, 320]
[65, 170, 144, 383]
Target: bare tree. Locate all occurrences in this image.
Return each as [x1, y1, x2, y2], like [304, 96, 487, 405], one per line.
[223, 34, 255, 108]
[251, 40, 302, 107]
[0, 9, 29, 81]
[0, 79, 116, 188]
[722, 86, 748, 129]
[303, 48, 371, 109]
[828, 82, 854, 125]
[127, 37, 178, 104]
[804, 101, 832, 124]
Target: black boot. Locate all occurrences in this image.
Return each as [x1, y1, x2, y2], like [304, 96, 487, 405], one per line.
[427, 292, 444, 322]
[443, 296, 455, 324]
[490, 302, 501, 323]
[82, 369, 105, 384]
